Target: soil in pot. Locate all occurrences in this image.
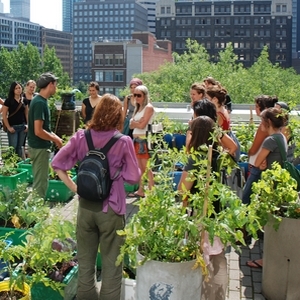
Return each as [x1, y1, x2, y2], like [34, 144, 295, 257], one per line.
[0, 290, 26, 300]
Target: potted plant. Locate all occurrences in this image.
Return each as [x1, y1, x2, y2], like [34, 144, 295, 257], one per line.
[0, 211, 78, 300]
[46, 166, 77, 203]
[233, 120, 257, 179]
[117, 145, 261, 299]
[248, 162, 299, 300]
[0, 148, 28, 190]
[0, 183, 50, 245]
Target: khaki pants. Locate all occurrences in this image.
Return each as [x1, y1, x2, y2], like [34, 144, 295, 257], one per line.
[29, 147, 50, 199]
[76, 199, 125, 300]
[201, 251, 228, 300]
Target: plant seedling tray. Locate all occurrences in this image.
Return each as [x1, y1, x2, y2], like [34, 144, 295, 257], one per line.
[0, 227, 27, 245]
[124, 183, 138, 193]
[0, 168, 28, 190]
[18, 159, 33, 184]
[46, 176, 77, 202]
[31, 265, 78, 300]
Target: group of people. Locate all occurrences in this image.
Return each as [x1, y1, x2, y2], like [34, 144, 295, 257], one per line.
[0, 71, 292, 300]
[0, 80, 37, 158]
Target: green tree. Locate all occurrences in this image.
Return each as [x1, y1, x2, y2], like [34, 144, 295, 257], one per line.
[130, 40, 300, 105]
[0, 47, 16, 96]
[11, 42, 41, 85]
[41, 45, 70, 89]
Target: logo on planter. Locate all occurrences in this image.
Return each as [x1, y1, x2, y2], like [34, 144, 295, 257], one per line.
[149, 282, 173, 299]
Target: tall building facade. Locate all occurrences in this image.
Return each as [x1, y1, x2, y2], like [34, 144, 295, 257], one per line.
[63, 0, 82, 33]
[10, 0, 30, 20]
[137, 0, 159, 34]
[73, 0, 148, 84]
[91, 31, 172, 97]
[0, 1, 4, 14]
[0, 13, 41, 50]
[155, 0, 293, 69]
[42, 28, 74, 80]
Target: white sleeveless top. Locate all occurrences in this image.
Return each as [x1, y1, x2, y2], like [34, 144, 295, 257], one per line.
[132, 105, 154, 136]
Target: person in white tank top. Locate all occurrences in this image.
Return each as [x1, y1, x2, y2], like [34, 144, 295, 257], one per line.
[129, 85, 154, 198]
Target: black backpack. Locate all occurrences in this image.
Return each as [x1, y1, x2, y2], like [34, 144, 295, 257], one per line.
[77, 130, 123, 202]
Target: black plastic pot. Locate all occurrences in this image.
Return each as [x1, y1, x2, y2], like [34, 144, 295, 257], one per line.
[61, 92, 75, 110]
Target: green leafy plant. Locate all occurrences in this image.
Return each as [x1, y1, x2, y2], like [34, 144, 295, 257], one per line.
[0, 211, 77, 298]
[117, 141, 262, 273]
[233, 121, 257, 154]
[249, 162, 299, 229]
[0, 147, 21, 176]
[0, 183, 49, 228]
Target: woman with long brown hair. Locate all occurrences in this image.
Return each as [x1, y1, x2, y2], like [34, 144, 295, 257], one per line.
[52, 93, 140, 300]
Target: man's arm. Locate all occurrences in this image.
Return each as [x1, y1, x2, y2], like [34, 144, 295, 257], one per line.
[34, 120, 63, 148]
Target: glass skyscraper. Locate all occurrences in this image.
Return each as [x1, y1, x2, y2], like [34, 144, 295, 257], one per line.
[11, 0, 30, 20]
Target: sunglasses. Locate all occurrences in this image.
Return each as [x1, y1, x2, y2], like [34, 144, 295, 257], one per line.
[133, 93, 143, 98]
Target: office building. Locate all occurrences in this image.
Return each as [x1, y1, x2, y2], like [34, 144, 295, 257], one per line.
[73, 0, 148, 84]
[91, 31, 172, 97]
[0, 13, 41, 50]
[63, 0, 83, 33]
[11, 0, 30, 20]
[137, 0, 159, 34]
[155, 0, 293, 69]
[42, 28, 74, 80]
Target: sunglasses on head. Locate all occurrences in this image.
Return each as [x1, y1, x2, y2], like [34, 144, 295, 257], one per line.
[133, 93, 143, 98]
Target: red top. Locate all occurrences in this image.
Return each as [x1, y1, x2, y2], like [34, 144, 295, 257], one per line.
[217, 111, 230, 130]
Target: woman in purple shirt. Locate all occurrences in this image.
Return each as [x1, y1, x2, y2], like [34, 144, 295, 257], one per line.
[51, 93, 140, 300]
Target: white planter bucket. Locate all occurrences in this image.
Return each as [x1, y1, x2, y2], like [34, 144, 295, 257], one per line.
[262, 218, 300, 300]
[136, 258, 202, 300]
[120, 278, 136, 300]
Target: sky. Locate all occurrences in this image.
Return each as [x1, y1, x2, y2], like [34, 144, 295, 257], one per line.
[2, 0, 62, 30]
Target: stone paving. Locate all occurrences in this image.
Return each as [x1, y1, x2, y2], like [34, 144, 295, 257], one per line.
[59, 195, 266, 300]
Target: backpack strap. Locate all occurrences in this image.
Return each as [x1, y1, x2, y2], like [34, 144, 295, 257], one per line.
[84, 129, 95, 151]
[101, 133, 123, 154]
[273, 135, 287, 162]
[84, 130, 123, 153]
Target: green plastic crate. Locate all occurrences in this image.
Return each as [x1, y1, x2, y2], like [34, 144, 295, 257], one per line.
[46, 176, 77, 202]
[0, 168, 28, 190]
[18, 159, 33, 184]
[30, 265, 78, 300]
[124, 183, 138, 192]
[0, 227, 27, 245]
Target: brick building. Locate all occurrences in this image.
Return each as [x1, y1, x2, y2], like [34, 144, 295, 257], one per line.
[91, 31, 172, 97]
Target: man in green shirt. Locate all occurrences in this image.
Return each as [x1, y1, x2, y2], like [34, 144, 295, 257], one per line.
[28, 72, 62, 198]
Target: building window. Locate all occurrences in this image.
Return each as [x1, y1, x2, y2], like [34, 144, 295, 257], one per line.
[105, 54, 113, 65]
[95, 71, 103, 81]
[95, 54, 103, 66]
[105, 71, 114, 82]
[115, 71, 123, 82]
[115, 54, 123, 66]
[161, 7, 165, 14]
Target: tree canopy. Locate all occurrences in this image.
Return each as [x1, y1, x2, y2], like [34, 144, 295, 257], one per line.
[0, 42, 70, 97]
[133, 40, 300, 106]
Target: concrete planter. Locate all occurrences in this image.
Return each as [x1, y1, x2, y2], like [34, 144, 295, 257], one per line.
[262, 218, 300, 300]
[136, 257, 202, 300]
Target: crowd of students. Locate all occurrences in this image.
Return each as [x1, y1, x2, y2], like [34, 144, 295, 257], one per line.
[0, 73, 291, 300]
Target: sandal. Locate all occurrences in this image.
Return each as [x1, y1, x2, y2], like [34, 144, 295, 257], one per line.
[246, 259, 263, 269]
[127, 192, 145, 199]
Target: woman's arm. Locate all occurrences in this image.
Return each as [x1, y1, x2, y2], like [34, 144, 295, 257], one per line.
[219, 133, 237, 156]
[55, 169, 77, 193]
[248, 124, 268, 156]
[81, 103, 86, 120]
[254, 148, 270, 170]
[1, 105, 14, 132]
[123, 96, 129, 119]
[130, 106, 154, 129]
